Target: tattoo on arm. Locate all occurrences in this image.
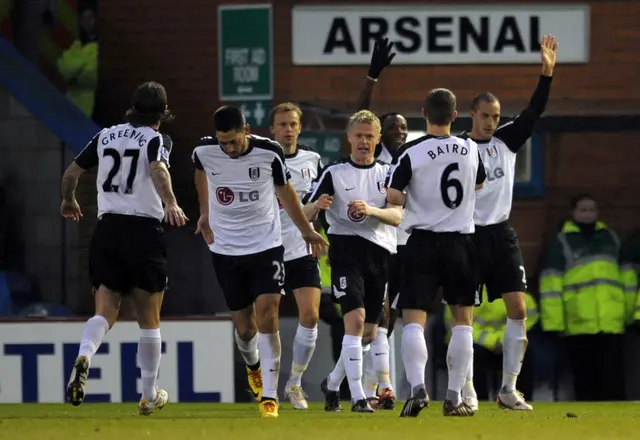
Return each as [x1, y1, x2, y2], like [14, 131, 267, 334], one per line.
[61, 162, 86, 202]
[150, 161, 177, 205]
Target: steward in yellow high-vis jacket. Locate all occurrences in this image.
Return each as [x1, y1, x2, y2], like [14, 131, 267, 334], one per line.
[619, 228, 640, 327]
[57, 8, 98, 117]
[538, 194, 627, 401]
[444, 287, 538, 400]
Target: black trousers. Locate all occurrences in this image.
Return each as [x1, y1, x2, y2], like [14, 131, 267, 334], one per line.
[473, 343, 534, 400]
[564, 333, 625, 401]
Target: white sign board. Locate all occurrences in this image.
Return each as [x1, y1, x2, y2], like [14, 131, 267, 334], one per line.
[292, 5, 589, 65]
[0, 320, 234, 403]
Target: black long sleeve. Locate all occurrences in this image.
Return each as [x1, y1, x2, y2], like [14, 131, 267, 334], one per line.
[495, 75, 553, 152]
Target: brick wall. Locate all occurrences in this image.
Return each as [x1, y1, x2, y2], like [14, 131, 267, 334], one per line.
[94, 0, 640, 281]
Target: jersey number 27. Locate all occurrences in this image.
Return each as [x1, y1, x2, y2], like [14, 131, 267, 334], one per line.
[102, 148, 140, 194]
[440, 163, 463, 209]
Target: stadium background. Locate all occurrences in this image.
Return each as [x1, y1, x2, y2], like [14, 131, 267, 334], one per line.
[0, 0, 639, 404]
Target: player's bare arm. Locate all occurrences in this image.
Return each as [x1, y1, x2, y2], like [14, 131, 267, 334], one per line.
[60, 161, 86, 221]
[194, 168, 214, 244]
[386, 188, 405, 208]
[348, 200, 402, 227]
[275, 182, 328, 256]
[150, 160, 187, 227]
[303, 193, 333, 221]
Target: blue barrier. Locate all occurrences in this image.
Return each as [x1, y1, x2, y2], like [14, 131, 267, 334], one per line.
[0, 36, 99, 153]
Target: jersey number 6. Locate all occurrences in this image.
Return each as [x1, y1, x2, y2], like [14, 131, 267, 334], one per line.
[102, 148, 140, 194]
[440, 162, 463, 209]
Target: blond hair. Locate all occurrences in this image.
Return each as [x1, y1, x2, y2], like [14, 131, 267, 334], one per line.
[347, 109, 381, 133]
[269, 102, 303, 126]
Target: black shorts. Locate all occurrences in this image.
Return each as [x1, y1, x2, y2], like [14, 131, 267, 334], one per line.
[388, 245, 406, 310]
[211, 246, 285, 312]
[284, 255, 321, 293]
[398, 230, 479, 311]
[328, 235, 390, 323]
[473, 221, 527, 302]
[89, 214, 168, 294]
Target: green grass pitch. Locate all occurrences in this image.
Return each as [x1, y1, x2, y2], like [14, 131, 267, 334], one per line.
[0, 402, 638, 440]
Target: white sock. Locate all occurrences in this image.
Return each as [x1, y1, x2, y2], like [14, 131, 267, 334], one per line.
[462, 351, 477, 398]
[446, 325, 474, 405]
[372, 327, 392, 390]
[363, 349, 378, 398]
[257, 332, 281, 400]
[289, 324, 317, 387]
[138, 328, 161, 401]
[401, 323, 428, 392]
[342, 335, 366, 402]
[327, 353, 346, 391]
[502, 318, 528, 392]
[78, 315, 110, 365]
[234, 330, 259, 368]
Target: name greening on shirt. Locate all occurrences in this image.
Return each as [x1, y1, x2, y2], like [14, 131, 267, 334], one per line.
[100, 128, 149, 148]
[426, 142, 469, 160]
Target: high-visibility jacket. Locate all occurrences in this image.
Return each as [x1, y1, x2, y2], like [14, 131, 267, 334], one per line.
[318, 230, 331, 289]
[539, 221, 632, 335]
[444, 287, 539, 350]
[619, 230, 640, 323]
[57, 40, 98, 116]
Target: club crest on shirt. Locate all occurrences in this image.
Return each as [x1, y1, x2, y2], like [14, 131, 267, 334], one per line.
[248, 167, 260, 181]
[487, 145, 498, 157]
[301, 168, 311, 180]
[377, 181, 387, 194]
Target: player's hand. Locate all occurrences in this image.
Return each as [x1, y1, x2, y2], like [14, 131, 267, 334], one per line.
[348, 200, 371, 217]
[314, 194, 333, 211]
[195, 214, 214, 245]
[61, 199, 83, 221]
[163, 202, 188, 227]
[540, 34, 558, 76]
[302, 230, 329, 258]
[368, 37, 396, 79]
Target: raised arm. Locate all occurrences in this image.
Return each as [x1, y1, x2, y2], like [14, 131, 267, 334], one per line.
[340, 38, 397, 158]
[495, 35, 558, 152]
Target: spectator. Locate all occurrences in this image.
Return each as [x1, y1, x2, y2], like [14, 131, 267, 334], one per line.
[56, 4, 98, 117]
[539, 194, 632, 401]
[619, 230, 640, 327]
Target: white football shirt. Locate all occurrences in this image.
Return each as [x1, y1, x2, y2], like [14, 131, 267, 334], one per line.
[74, 123, 171, 221]
[388, 135, 486, 234]
[376, 142, 409, 246]
[307, 158, 397, 254]
[280, 145, 323, 262]
[472, 136, 518, 226]
[469, 74, 552, 225]
[192, 134, 291, 256]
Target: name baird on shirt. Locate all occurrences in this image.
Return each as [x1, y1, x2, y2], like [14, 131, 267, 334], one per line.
[426, 142, 470, 159]
[100, 128, 149, 148]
